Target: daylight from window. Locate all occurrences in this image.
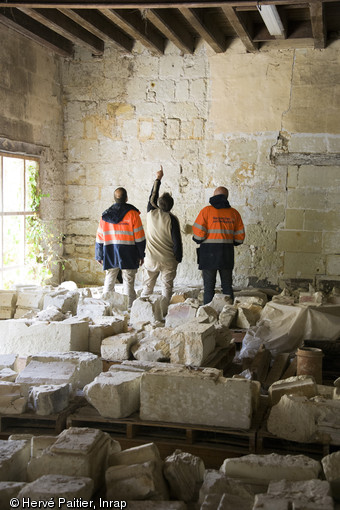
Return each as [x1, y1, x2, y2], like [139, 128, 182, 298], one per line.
[0, 154, 38, 289]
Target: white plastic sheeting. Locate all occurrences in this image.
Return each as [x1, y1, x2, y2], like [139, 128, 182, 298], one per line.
[239, 302, 340, 358]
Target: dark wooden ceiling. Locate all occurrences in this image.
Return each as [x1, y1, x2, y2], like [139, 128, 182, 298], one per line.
[0, 1, 339, 57]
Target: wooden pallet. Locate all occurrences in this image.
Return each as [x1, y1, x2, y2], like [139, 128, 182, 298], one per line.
[66, 403, 266, 467]
[256, 426, 340, 459]
[0, 401, 83, 437]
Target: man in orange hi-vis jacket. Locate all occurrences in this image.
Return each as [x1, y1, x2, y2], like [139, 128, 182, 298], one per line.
[192, 186, 245, 305]
[95, 187, 146, 308]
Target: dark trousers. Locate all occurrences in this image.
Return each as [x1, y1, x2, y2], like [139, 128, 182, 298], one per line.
[202, 268, 234, 305]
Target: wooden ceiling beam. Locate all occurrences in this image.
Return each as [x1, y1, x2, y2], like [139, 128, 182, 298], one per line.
[101, 8, 164, 54]
[144, 8, 194, 53]
[309, 1, 325, 48]
[59, 8, 134, 51]
[0, 7, 74, 56]
[180, 6, 227, 52]
[18, 7, 104, 54]
[0, 1, 338, 8]
[221, 5, 258, 52]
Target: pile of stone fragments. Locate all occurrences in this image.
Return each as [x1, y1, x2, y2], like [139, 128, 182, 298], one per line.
[0, 430, 339, 508]
[0, 282, 339, 507]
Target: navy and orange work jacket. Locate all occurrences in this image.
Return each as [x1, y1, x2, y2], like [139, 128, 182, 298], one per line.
[95, 203, 146, 270]
[192, 195, 245, 270]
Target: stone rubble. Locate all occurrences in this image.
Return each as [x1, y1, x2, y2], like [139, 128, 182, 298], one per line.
[0, 382, 28, 414]
[269, 375, 318, 405]
[163, 449, 205, 502]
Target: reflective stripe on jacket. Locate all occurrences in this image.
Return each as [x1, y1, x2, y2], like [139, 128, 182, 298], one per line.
[95, 209, 145, 270]
[192, 205, 245, 270]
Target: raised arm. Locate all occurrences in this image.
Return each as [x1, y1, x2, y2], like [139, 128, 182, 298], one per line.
[147, 166, 163, 212]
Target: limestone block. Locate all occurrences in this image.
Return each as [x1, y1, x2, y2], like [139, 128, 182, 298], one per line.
[163, 449, 205, 502]
[0, 354, 18, 371]
[131, 333, 170, 362]
[84, 370, 142, 418]
[16, 290, 45, 310]
[0, 320, 89, 355]
[43, 289, 79, 314]
[140, 367, 259, 429]
[17, 474, 94, 507]
[130, 296, 166, 325]
[214, 325, 232, 348]
[165, 301, 198, 328]
[207, 294, 233, 315]
[27, 427, 120, 491]
[102, 290, 129, 311]
[0, 368, 17, 382]
[169, 320, 216, 366]
[77, 298, 111, 319]
[59, 281, 78, 291]
[201, 492, 254, 510]
[253, 494, 290, 510]
[267, 479, 332, 506]
[28, 384, 70, 415]
[0, 290, 17, 308]
[89, 318, 127, 354]
[0, 308, 14, 319]
[198, 469, 255, 506]
[0, 481, 26, 508]
[25, 352, 102, 390]
[121, 360, 181, 371]
[196, 305, 218, 323]
[101, 332, 138, 361]
[0, 440, 30, 481]
[322, 451, 340, 499]
[234, 290, 268, 307]
[14, 307, 40, 319]
[267, 395, 340, 443]
[219, 305, 238, 328]
[170, 287, 200, 304]
[106, 461, 168, 501]
[31, 436, 58, 459]
[334, 387, 340, 399]
[0, 382, 27, 414]
[269, 375, 318, 406]
[235, 305, 262, 328]
[109, 442, 162, 467]
[35, 306, 67, 322]
[220, 453, 321, 482]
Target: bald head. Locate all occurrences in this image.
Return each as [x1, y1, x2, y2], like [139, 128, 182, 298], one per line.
[114, 187, 128, 204]
[214, 186, 229, 198]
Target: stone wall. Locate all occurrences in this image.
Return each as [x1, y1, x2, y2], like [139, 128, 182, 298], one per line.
[0, 24, 65, 284]
[62, 38, 340, 290]
[1, 22, 339, 291]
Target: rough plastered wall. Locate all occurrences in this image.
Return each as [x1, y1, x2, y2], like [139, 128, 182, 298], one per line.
[0, 24, 64, 283]
[62, 38, 340, 291]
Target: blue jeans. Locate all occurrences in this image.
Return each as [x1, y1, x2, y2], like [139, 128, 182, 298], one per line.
[202, 269, 234, 305]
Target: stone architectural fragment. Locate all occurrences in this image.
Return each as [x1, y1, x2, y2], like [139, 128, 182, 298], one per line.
[163, 449, 205, 502]
[77, 298, 111, 319]
[88, 317, 126, 354]
[109, 442, 162, 467]
[269, 375, 317, 405]
[0, 481, 26, 508]
[106, 461, 168, 501]
[220, 453, 321, 482]
[27, 427, 120, 490]
[0, 320, 89, 355]
[43, 289, 79, 314]
[198, 469, 255, 507]
[17, 474, 94, 505]
[322, 451, 340, 499]
[0, 382, 27, 414]
[169, 320, 216, 366]
[101, 331, 138, 360]
[84, 370, 142, 418]
[0, 368, 17, 382]
[0, 440, 30, 481]
[28, 384, 70, 415]
[140, 366, 259, 429]
[267, 395, 340, 443]
[165, 301, 198, 328]
[24, 352, 102, 391]
[219, 305, 238, 328]
[130, 296, 167, 325]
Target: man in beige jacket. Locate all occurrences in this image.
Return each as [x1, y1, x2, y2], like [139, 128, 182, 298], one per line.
[141, 168, 182, 302]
